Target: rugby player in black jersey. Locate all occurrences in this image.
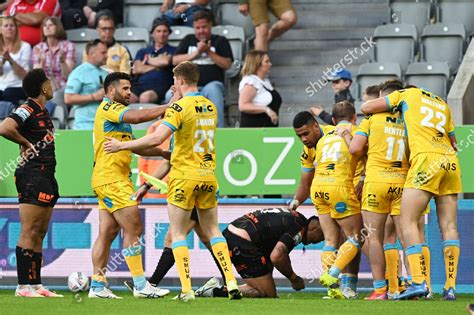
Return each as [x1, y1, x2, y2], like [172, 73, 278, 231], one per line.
[0, 69, 62, 297]
[195, 208, 324, 298]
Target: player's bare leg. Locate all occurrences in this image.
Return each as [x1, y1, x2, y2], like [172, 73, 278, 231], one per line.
[197, 206, 241, 299]
[435, 194, 460, 300]
[92, 210, 120, 276]
[362, 211, 388, 299]
[240, 274, 277, 298]
[318, 213, 340, 271]
[397, 188, 431, 299]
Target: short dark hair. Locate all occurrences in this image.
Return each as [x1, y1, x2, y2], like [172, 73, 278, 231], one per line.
[193, 10, 213, 24]
[23, 69, 49, 98]
[364, 85, 380, 99]
[85, 39, 103, 54]
[151, 17, 171, 33]
[95, 9, 115, 28]
[173, 61, 200, 85]
[104, 72, 131, 92]
[332, 100, 355, 121]
[293, 111, 316, 129]
[379, 79, 404, 96]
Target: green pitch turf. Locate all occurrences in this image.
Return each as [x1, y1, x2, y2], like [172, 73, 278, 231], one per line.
[0, 291, 471, 314]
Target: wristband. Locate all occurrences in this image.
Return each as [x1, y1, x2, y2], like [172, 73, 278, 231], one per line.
[359, 175, 365, 182]
[289, 199, 300, 210]
[143, 182, 152, 190]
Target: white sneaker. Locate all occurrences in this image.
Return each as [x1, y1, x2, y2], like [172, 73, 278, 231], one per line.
[15, 285, 44, 298]
[133, 281, 170, 298]
[173, 290, 195, 302]
[341, 287, 358, 299]
[387, 291, 400, 300]
[195, 277, 221, 297]
[31, 284, 64, 297]
[88, 287, 122, 299]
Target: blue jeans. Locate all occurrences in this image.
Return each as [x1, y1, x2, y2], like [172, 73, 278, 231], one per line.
[164, 81, 226, 127]
[162, 5, 206, 27]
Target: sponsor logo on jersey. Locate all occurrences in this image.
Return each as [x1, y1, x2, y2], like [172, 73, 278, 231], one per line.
[194, 105, 214, 113]
[170, 103, 183, 112]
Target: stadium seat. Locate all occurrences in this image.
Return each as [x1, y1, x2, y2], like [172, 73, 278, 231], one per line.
[114, 27, 149, 59]
[437, 0, 474, 36]
[52, 103, 68, 129]
[51, 117, 61, 130]
[66, 106, 76, 130]
[372, 24, 417, 73]
[168, 26, 194, 48]
[421, 23, 465, 74]
[356, 62, 402, 99]
[124, 0, 163, 30]
[66, 28, 99, 67]
[405, 61, 450, 99]
[389, 0, 433, 35]
[212, 25, 245, 62]
[128, 103, 159, 130]
[214, 0, 255, 40]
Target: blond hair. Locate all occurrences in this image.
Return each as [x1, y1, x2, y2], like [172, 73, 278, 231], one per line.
[0, 17, 21, 54]
[173, 61, 199, 85]
[241, 50, 267, 77]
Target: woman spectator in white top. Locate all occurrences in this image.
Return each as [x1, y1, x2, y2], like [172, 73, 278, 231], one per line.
[0, 16, 31, 106]
[32, 17, 75, 99]
[238, 50, 281, 127]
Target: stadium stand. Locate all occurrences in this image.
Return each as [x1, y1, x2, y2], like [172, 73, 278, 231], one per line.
[213, 0, 255, 44]
[436, 0, 474, 37]
[114, 27, 149, 60]
[128, 103, 160, 130]
[51, 102, 68, 130]
[66, 28, 99, 67]
[356, 62, 402, 99]
[168, 26, 194, 48]
[66, 106, 76, 130]
[123, 0, 163, 31]
[420, 23, 466, 74]
[389, 0, 433, 35]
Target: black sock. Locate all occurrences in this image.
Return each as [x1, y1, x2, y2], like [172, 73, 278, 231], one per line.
[210, 248, 227, 283]
[16, 246, 33, 285]
[212, 286, 228, 297]
[31, 252, 42, 285]
[148, 247, 175, 285]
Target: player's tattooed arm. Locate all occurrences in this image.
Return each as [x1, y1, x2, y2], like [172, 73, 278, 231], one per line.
[104, 123, 173, 153]
[271, 242, 305, 291]
[360, 96, 389, 115]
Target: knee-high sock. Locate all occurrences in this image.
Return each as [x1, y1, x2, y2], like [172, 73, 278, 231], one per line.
[422, 243, 431, 290]
[321, 245, 337, 272]
[124, 245, 146, 290]
[406, 244, 424, 284]
[172, 240, 192, 293]
[329, 238, 360, 278]
[149, 247, 175, 285]
[210, 237, 236, 286]
[30, 252, 42, 285]
[210, 248, 227, 282]
[15, 246, 33, 285]
[384, 244, 399, 294]
[443, 240, 460, 290]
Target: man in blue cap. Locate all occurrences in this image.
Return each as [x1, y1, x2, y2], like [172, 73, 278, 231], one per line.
[310, 68, 355, 125]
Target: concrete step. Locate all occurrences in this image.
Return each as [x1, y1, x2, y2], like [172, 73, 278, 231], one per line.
[292, 0, 388, 3]
[269, 39, 366, 51]
[269, 46, 371, 66]
[278, 27, 375, 41]
[295, 9, 388, 28]
[269, 64, 361, 79]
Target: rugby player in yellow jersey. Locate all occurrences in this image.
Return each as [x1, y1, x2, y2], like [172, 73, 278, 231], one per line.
[361, 86, 462, 300]
[89, 72, 173, 299]
[311, 101, 365, 299]
[104, 62, 241, 301]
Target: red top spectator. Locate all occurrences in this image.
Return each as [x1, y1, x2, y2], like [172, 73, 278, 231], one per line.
[6, 0, 61, 47]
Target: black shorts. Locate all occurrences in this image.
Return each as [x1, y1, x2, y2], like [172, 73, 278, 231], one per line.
[15, 174, 59, 207]
[223, 228, 272, 279]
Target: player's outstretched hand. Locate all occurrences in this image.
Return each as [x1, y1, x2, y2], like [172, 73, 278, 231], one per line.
[104, 137, 122, 153]
[291, 275, 305, 291]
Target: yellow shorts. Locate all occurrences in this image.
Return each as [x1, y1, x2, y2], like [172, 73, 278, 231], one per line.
[405, 153, 462, 196]
[94, 181, 137, 213]
[167, 178, 219, 211]
[310, 185, 361, 219]
[249, 0, 295, 25]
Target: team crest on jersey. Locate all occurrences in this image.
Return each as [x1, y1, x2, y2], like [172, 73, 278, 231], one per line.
[174, 188, 186, 202]
[414, 171, 429, 186]
[170, 103, 183, 112]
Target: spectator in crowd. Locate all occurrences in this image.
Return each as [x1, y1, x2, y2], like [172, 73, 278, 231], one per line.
[160, 0, 209, 27]
[59, 0, 87, 30]
[238, 50, 281, 127]
[0, 16, 31, 106]
[32, 17, 75, 97]
[239, 0, 297, 52]
[173, 10, 233, 127]
[310, 68, 355, 125]
[6, 0, 61, 47]
[131, 18, 175, 104]
[82, 0, 123, 28]
[82, 10, 131, 74]
[64, 39, 107, 130]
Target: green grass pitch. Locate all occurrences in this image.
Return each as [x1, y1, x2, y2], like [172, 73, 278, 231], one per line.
[0, 291, 471, 315]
